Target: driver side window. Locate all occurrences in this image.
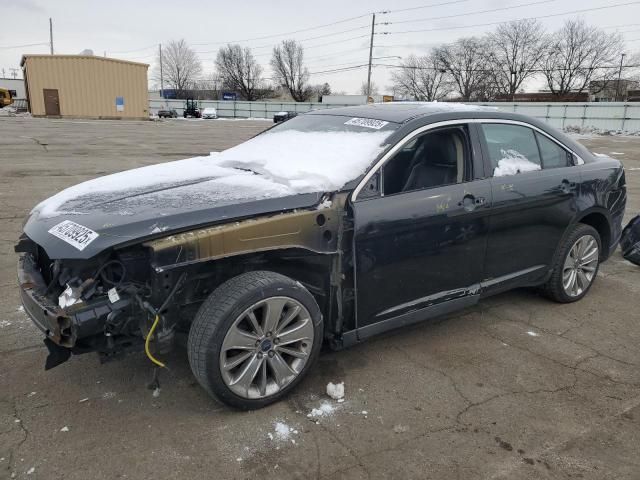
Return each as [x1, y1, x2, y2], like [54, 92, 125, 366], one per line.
[382, 126, 470, 196]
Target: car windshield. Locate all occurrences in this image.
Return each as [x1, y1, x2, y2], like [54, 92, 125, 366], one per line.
[209, 113, 400, 192]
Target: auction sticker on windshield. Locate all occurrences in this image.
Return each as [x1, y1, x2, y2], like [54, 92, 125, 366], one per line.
[48, 220, 99, 251]
[344, 118, 389, 130]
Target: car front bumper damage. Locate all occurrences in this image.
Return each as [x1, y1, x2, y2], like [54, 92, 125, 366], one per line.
[17, 253, 132, 369]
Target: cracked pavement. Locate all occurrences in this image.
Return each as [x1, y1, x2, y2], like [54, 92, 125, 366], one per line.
[0, 117, 639, 479]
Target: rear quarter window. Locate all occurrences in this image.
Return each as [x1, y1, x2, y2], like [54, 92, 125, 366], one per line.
[535, 132, 571, 169]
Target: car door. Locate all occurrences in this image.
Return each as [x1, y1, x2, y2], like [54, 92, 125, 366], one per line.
[478, 122, 582, 293]
[351, 123, 492, 339]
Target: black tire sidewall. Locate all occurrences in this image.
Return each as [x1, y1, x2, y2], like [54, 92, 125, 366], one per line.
[189, 272, 323, 410]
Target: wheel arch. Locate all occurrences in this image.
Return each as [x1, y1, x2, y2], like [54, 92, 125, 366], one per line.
[171, 248, 339, 337]
[574, 208, 612, 260]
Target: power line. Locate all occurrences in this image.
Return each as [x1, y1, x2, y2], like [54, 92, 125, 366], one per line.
[377, 0, 470, 15]
[373, 62, 640, 73]
[0, 42, 49, 50]
[385, 0, 556, 26]
[384, 1, 640, 35]
[190, 13, 371, 46]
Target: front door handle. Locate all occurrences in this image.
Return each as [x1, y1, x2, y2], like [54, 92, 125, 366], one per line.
[458, 194, 480, 212]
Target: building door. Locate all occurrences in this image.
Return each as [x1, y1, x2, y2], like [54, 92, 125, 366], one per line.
[43, 89, 60, 116]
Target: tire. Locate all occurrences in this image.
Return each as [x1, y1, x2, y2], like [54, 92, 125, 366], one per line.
[542, 223, 601, 303]
[188, 271, 323, 409]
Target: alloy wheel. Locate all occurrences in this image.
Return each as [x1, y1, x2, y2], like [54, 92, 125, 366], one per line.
[219, 297, 314, 399]
[562, 234, 599, 297]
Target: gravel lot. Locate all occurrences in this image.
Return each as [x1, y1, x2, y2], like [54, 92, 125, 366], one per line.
[0, 116, 639, 480]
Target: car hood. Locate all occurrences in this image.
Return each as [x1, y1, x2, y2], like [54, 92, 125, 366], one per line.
[24, 173, 324, 260]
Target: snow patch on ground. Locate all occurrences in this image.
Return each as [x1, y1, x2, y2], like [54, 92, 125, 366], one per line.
[527, 331, 540, 337]
[493, 149, 541, 177]
[564, 125, 640, 138]
[0, 320, 12, 328]
[307, 402, 336, 418]
[609, 152, 625, 155]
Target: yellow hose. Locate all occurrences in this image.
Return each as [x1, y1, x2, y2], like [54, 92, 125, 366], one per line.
[144, 315, 166, 368]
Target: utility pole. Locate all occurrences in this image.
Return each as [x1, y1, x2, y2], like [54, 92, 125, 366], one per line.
[49, 18, 54, 55]
[615, 53, 626, 102]
[159, 44, 164, 100]
[366, 13, 375, 101]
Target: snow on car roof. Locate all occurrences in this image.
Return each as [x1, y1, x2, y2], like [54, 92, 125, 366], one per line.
[309, 101, 496, 123]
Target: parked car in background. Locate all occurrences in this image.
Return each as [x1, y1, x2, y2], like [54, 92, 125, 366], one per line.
[274, 111, 297, 123]
[157, 109, 178, 118]
[202, 107, 218, 119]
[16, 103, 626, 409]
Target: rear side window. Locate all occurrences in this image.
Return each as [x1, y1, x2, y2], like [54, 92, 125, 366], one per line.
[535, 132, 571, 169]
[480, 124, 541, 177]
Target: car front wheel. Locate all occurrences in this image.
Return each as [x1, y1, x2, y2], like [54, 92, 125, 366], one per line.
[543, 223, 601, 303]
[188, 271, 323, 409]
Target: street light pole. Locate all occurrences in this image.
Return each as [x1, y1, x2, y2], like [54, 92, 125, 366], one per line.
[615, 53, 626, 102]
[159, 44, 164, 101]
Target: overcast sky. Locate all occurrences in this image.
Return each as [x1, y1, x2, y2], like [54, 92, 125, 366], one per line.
[1, 0, 639, 94]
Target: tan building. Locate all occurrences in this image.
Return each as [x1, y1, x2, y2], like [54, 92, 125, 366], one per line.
[21, 55, 149, 119]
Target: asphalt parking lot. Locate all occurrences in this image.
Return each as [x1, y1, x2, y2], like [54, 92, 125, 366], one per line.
[0, 116, 639, 480]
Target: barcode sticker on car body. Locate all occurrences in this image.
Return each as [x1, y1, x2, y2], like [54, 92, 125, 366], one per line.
[344, 118, 389, 130]
[48, 220, 99, 251]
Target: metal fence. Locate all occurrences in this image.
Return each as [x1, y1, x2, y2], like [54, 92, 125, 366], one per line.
[149, 99, 640, 132]
[149, 99, 355, 119]
[470, 102, 640, 132]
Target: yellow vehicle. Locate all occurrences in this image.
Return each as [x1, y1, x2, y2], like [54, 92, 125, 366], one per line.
[0, 88, 14, 108]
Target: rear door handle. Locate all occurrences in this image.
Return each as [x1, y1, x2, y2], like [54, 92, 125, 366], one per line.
[560, 179, 577, 193]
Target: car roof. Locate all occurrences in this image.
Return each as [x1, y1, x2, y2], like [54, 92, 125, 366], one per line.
[307, 102, 499, 123]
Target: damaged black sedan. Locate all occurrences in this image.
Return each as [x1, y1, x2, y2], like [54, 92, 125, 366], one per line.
[16, 103, 626, 409]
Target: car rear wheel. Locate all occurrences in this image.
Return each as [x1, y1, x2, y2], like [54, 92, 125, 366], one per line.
[188, 271, 323, 409]
[543, 223, 601, 303]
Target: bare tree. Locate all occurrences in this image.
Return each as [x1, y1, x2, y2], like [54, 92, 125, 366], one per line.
[215, 44, 265, 101]
[542, 19, 624, 96]
[310, 82, 332, 101]
[271, 40, 312, 102]
[486, 19, 548, 97]
[390, 53, 451, 101]
[154, 39, 202, 98]
[434, 37, 494, 101]
[360, 81, 379, 96]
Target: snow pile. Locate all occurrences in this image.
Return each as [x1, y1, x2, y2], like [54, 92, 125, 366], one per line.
[273, 422, 293, 441]
[307, 402, 335, 418]
[493, 149, 541, 177]
[326, 382, 344, 400]
[33, 129, 391, 218]
[564, 125, 640, 137]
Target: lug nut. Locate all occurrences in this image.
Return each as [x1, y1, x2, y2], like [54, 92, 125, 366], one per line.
[268, 351, 275, 358]
[258, 352, 263, 359]
[266, 331, 273, 337]
[274, 338, 280, 345]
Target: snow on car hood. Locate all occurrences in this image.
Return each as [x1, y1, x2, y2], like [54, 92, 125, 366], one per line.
[33, 129, 391, 218]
